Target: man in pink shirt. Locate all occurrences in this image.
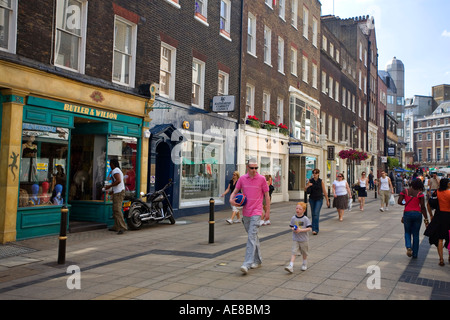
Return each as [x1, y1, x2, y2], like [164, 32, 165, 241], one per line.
[230, 158, 270, 274]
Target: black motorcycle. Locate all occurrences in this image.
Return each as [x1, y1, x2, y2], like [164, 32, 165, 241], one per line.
[123, 180, 175, 230]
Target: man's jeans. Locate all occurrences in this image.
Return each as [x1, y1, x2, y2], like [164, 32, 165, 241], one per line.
[242, 215, 262, 267]
[403, 211, 422, 258]
[309, 198, 323, 233]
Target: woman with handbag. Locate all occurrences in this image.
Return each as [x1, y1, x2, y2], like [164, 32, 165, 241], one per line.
[398, 178, 429, 259]
[356, 172, 368, 211]
[424, 178, 450, 266]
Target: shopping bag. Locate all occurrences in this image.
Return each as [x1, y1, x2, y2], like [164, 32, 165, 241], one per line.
[348, 198, 353, 211]
[389, 194, 395, 206]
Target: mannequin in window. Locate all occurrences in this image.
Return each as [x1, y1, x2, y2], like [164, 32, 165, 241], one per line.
[22, 135, 38, 182]
[29, 183, 40, 206]
[52, 184, 64, 205]
[41, 181, 51, 204]
[22, 135, 37, 157]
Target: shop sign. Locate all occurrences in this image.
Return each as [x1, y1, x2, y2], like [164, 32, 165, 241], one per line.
[63, 103, 118, 120]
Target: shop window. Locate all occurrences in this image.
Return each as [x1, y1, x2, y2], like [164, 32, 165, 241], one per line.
[180, 140, 222, 203]
[19, 123, 69, 207]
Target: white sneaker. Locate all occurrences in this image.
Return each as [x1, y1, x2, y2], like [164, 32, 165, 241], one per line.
[260, 220, 265, 226]
[250, 263, 261, 269]
[226, 219, 233, 224]
[240, 265, 249, 274]
[284, 265, 293, 273]
[263, 220, 271, 225]
[379, 208, 384, 212]
[384, 207, 389, 211]
[233, 219, 241, 223]
[301, 264, 307, 271]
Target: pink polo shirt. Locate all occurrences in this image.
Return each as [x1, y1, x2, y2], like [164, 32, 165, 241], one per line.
[235, 173, 269, 217]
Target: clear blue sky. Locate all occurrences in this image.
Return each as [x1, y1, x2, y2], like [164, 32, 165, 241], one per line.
[320, 0, 450, 99]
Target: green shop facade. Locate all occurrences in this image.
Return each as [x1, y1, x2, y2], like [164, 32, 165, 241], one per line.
[0, 61, 149, 243]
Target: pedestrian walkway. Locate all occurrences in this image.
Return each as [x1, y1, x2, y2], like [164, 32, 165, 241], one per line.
[0, 192, 449, 301]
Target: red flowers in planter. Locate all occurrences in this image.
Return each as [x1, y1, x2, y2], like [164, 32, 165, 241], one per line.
[338, 149, 368, 161]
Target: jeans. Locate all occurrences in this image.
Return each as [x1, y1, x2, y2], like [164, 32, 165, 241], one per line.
[309, 198, 323, 233]
[403, 211, 422, 258]
[242, 215, 262, 267]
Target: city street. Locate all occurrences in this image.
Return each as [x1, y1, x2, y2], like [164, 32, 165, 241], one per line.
[0, 192, 449, 302]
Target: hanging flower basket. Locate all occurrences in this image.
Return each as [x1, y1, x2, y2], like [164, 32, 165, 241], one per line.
[278, 123, 289, 136]
[246, 115, 261, 129]
[338, 149, 368, 161]
[263, 120, 277, 131]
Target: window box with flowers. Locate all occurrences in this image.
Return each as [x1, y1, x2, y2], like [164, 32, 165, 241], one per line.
[246, 115, 261, 129]
[263, 120, 277, 131]
[278, 123, 289, 136]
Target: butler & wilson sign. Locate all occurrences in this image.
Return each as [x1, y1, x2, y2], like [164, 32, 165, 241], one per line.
[212, 95, 235, 112]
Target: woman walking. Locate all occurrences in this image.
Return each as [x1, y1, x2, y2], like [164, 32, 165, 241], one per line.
[356, 171, 368, 211]
[221, 171, 242, 224]
[378, 171, 394, 212]
[398, 178, 429, 259]
[424, 178, 450, 266]
[306, 169, 330, 234]
[332, 173, 351, 221]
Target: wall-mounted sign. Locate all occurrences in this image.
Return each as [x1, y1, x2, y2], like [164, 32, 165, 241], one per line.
[327, 146, 335, 160]
[289, 142, 303, 154]
[212, 95, 235, 112]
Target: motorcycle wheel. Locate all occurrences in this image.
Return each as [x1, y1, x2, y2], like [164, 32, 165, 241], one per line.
[166, 206, 176, 225]
[127, 205, 143, 230]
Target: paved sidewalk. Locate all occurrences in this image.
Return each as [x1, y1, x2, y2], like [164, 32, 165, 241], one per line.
[0, 192, 449, 301]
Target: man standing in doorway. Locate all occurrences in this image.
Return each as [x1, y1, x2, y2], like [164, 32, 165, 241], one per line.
[230, 158, 270, 274]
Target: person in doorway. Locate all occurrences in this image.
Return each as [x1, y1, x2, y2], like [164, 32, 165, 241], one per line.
[356, 172, 368, 211]
[378, 171, 394, 212]
[398, 178, 429, 259]
[230, 158, 270, 275]
[424, 178, 450, 266]
[332, 174, 351, 221]
[104, 158, 127, 235]
[305, 169, 329, 234]
[221, 171, 242, 224]
[368, 171, 374, 190]
[284, 202, 312, 273]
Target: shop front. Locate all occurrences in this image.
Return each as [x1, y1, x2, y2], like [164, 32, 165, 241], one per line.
[0, 61, 148, 242]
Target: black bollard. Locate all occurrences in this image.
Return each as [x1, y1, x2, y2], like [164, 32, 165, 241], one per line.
[328, 186, 331, 208]
[374, 184, 377, 198]
[58, 205, 68, 264]
[304, 190, 308, 216]
[209, 198, 215, 244]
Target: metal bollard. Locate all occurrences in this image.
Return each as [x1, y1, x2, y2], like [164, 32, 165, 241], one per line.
[209, 198, 214, 244]
[304, 190, 308, 216]
[328, 186, 331, 208]
[58, 205, 68, 264]
[374, 184, 377, 198]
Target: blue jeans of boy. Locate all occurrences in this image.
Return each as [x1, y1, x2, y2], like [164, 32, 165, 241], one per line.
[403, 211, 422, 258]
[309, 198, 323, 233]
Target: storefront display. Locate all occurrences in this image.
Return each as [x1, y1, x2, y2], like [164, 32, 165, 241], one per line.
[18, 123, 69, 208]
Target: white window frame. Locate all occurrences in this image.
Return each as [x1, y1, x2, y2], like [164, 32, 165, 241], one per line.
[312, 17, 318, 48]
[218, 70, 229, 95]
[264, 26, 272, 66]
[159, 42, 177, 100]
[54, 0, 88, 73]
[302, 6, 309, 39]
[290, 46, 297, 76]
[291, 0, 298, 29]
[263, 91, 271, 122]
[302, 55, 308, 83]
[194, 0, 209, 26]
[264, 0, 273, 9]
[112, 16, 137, 87]
[0, 0, 17, 53]
[247, 12, 256, 56]
[278, 36, 284, 74]
[192, 58, 206, 109]
[219, 0, 231, 39]
[312, 63, 318, 89]
[277, 97, 284, 125]
[279, 0, 286, 20]
[164, 0, 181, 9]
[246, 84, 255, 117]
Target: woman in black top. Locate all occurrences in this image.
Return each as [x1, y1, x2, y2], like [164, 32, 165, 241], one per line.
[221, 171, 241, 224]
[306, 169, 330, 235]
